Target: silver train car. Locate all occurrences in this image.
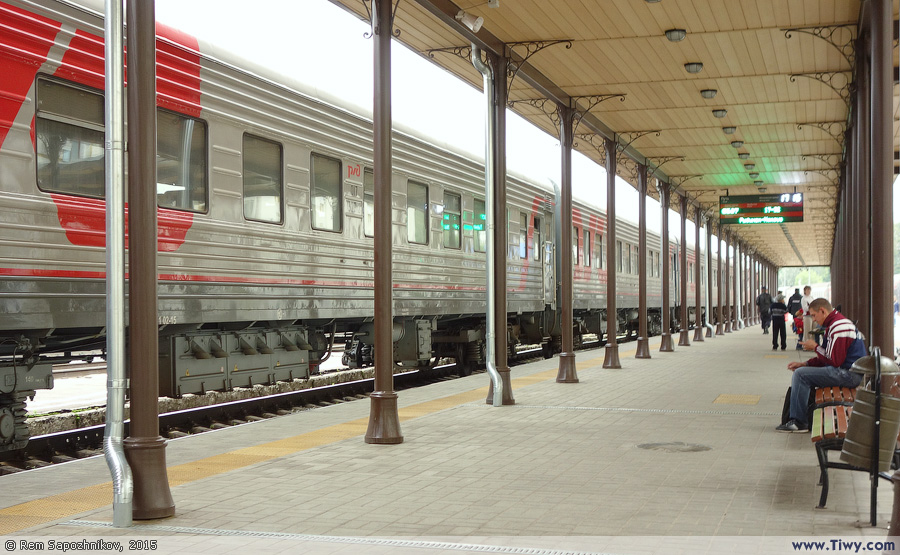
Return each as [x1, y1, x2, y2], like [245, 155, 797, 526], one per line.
[0, 0, 721, 452]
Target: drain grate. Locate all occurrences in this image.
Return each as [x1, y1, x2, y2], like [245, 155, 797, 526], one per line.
[637, 442, 711, 453]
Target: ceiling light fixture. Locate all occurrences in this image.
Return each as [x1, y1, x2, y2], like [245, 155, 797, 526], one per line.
[744, 163, 755, 170]
[700, 89, 717, 99]
[455, 10, 483, 33]
[665, 29, 687, 42]
[712, 109, 727, 118]
[684, 62, 703, 74]
[749, 172, 759, 179]
[738, 152, 750, 159]
[722, 126, 736, 134]
[488, 0, 500, 7]
[731, 140, 744, 148]
[754, 181, 764, 186]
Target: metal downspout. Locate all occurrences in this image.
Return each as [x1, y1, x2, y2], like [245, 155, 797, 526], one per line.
[103, 0, 132, 528]
[471, 46, 502, 407]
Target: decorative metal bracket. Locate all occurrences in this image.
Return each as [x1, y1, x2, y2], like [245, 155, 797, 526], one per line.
[797, 121, 846, 145]
[801, 153, 841, 169]
[616, 130, 661, 153]
[362, 0, 401, 39]
[789, 72, 853, 106]
[511, 94, 625, 140]
[509, 98, 564, 135]
[570, 94, 626, 134]
[505, 40, 573, 96]
[669, 174, 703, 188]
[573, 133, 608, 165]
[425, 45, 473, 64]
[782, 24, 856, 67]
[647, 155, 685, 180]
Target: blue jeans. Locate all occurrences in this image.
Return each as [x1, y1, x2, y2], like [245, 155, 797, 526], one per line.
[790, 365, 861, 424]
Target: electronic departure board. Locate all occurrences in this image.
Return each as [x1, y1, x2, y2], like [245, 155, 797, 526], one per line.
[719, 193, 803, 225]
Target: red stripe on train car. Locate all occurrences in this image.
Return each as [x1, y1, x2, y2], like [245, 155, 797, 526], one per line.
[0, 1, 61, 148]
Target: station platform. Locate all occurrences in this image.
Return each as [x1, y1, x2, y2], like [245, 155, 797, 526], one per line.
[2, 326, 897, 554]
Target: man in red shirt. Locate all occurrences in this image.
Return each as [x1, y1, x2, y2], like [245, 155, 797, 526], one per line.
[776, 298, 866, 432]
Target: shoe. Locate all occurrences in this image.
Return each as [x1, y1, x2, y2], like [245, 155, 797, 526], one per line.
[781, 347, 786, 351]
[772, 346, 777, 350]
[776, 419, 809, 433]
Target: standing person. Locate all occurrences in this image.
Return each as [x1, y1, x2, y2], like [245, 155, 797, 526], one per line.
[756, 286, 773, 334]
[776, 298, 866, 432]
[787, 288, 803, 317]
[800, 285, 814, 342]
[770, 294, 788, 350]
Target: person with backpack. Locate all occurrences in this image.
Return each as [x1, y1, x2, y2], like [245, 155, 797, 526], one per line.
[787, 288, 803, 316]
[755, 286, 773, 334]
[776, 298, 866, 432]
[770, 294, 788, 350]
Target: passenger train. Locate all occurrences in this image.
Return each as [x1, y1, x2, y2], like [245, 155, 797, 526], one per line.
[0, 0, 726, 452]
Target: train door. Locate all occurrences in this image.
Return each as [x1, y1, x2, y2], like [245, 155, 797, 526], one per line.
[538, 213, 554, 306]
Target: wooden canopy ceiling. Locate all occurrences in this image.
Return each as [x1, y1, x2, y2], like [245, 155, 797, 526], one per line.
[329, 0, 899, 268]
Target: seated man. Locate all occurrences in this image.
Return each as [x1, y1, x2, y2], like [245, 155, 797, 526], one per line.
[776, 298, 867, 432]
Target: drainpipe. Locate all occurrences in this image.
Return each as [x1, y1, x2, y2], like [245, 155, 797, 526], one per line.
[103, 0, 132, 528]
[472, 46, 502, 407]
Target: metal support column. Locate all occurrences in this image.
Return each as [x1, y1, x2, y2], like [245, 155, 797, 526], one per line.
[658, 182, 674, 351]
[693, 209, 704, 342]
[365, 0, 403, 443]
[733, 241, 740, 329]
[635, 164, 651, 358]
[724, 229, 731, 333]
[678, 195, 691, 346]
[123, 0, 174, 520]
[705, 217, 714, 338]
[716, 224, 724, 335]
[556, 105, 578, 382]
[603, 138, 621, 368]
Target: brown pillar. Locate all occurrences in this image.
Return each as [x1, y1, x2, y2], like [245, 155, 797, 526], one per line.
[556, 106, 578, 382]
[635, 164, 651, 358]
[734, 241, 740, 329]
[658, 182, 674, 351]
[603, 138, 621, 368]
[870, 0, 893, 356]
[716, 224, 724, 335]
[123, 0, 174, 520]
[365, 0, 403, 443]
[485, 51, 514, 405]
[723, 229, 731, 333]
[678, 195, 691, 346]
[705, 218, 714, 338]
[693, 209, 705, 341]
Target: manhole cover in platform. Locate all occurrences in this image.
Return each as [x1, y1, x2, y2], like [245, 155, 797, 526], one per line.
[637, 442, 711, 453]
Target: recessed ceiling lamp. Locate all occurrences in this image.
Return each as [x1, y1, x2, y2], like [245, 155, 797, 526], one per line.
[700, 89, 717, 99]
[744, 163, 755, 170]
[738, 152, 750, 159]
[684, 62, 704, 74]
[665, 29, 687, 42]
[731, 140, 744, 148]
[749, 172, 760, 179]
[488, 0, 500, 7]
[645, 0, 661, 3]
[722, 126, 736, 134]
[712, 109, 727, 118]
[754, 180, 764, 186]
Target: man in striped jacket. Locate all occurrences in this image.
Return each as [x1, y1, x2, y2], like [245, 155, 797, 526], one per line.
[776, 298, 866, 432]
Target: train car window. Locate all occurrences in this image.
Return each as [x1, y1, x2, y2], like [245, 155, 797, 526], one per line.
[533, 216, 542, 261]
[157, 109, 208, 213]
[310, 153, 342, 231]
[632, 245, 639, 274]
[363, 168, 374, 237]
[689, 262, 694, 283]
[597, 233, 604, 269]
[584, 230, 591, 267]
[519, 212, 528, 259]
[616, 240, 623, 273]
[443, 192, 461, 249]
[573, 226, 580, 266]
[625, 243, 632, 275]
[407, 181, 428, 244]
[243, 134, 283, 224]
[655, 251, 661, 277]
[35, 77, 105, 197]
[474, 198, 486, 252]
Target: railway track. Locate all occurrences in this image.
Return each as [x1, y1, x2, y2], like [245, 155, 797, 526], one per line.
[0, 336, 624, 473]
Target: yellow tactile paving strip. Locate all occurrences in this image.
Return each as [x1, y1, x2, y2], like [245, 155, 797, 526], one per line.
[0, 352, 613, 534]
[713, 394, 761, 405]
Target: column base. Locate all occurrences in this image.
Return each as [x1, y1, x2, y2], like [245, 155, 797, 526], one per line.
[693, 327, 705, 342]
[602, 344, 621, 368]
[123, 436, 175, 520]
[678, 329, 691, 346]
[485, 369, 515, 405]
[556, 352, 579, 383]
[716, 323, 724, 335]
[635, 337, 651, 359]
[659, 333, 675, 352]
[705, 326, 713, 338]
[365, 391, 403, 444]
[724, 322, 732, 333]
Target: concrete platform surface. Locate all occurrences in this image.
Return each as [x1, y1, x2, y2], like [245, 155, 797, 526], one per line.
[2, 325, 898, 555]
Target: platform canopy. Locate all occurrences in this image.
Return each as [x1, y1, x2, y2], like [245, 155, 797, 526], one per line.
[329, 0, 899, 268]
